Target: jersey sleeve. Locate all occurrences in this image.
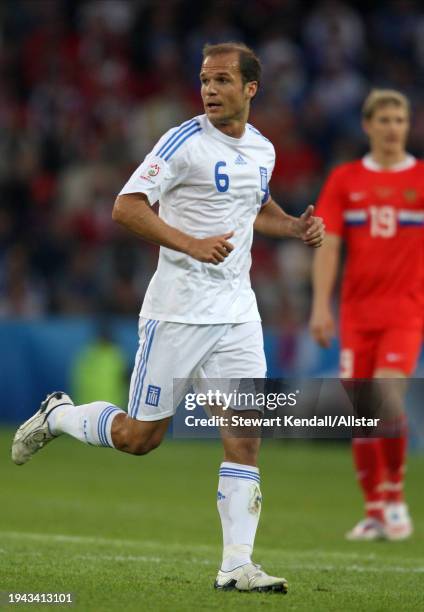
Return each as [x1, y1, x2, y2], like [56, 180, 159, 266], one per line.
[118, 129, 187, 205]
[261, 145, 275, 206]
[315, 167, 345, 236]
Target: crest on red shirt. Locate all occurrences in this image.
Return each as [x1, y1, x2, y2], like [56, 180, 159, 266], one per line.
[404, 189, 417, 202]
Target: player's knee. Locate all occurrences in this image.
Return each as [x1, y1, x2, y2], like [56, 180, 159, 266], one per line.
[131, 433, 163, 456]
[124, 425, 164, 455]
[112, 415, 165, 455]
[225, 438, 260, 465]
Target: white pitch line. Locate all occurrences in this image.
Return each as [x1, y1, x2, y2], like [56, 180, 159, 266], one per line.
[0, 532, 376, 559]
[74, 553, 213, 566]
[2, 531, 424, 572]
[287, 563, 424, 574]
[4, 548, 424, 574]
[0, 531, 172, 550]
[59, 554, 424, 573]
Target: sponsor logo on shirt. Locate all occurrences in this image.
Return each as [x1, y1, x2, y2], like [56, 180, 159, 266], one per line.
[235, 154, 247, 165]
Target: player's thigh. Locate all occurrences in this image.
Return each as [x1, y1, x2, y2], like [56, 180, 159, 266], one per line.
[372, 328, 421, 418]
[128, 318, 227, 421]
[200, 321, 267, 380]
[200, 321, 265, 464]
[196, 321, 266, 413]
[340, 326, 379, 378]
[375, 328, 422, 377]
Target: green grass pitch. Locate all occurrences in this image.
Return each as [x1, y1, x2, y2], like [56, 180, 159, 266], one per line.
[1, 430, 423, 611]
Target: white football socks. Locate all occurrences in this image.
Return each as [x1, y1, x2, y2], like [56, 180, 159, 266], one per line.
[48, 401, 124, 447]
[217, 461, 262, 572]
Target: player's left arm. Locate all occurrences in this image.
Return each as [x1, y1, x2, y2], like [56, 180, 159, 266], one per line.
[253, 198, 325, 247]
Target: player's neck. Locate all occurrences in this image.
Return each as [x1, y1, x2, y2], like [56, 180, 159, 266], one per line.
[213, 118, 247, 139]
[209, 106, 249, 139]
[369, 149, 408, 169]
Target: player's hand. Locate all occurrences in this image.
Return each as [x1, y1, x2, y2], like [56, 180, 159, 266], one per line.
[186, 231, 234, 265]
[309, 306, 335, 348]
[295, 205, 325, 248]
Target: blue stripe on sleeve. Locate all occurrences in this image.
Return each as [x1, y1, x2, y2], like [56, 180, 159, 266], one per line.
[261, 186, 270, 204]
[163, 127, 202, 161]
[157, 119, 199, 157]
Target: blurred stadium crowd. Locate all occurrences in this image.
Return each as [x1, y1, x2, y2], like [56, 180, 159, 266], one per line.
[1, 0, 423, 328]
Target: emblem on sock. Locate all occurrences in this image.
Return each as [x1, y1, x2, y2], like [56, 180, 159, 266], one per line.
[248, 484, 262, 515]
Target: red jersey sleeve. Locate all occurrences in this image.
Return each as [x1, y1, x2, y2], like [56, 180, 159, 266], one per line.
[316, 166, 345, 237]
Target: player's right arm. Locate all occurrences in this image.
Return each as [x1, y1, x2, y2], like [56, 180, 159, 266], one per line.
[114, 124, 234, 265]
[309, 233, 341, 348]
[309, 167, 345, 348]
[113, 193, 234, 265]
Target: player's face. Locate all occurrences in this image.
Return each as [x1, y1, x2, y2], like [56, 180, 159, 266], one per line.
[200, 52, 257, 127]
[363, 104, 410, 156]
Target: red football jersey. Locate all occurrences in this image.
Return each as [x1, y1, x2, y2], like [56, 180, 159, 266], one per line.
[316, 155, 424, 329]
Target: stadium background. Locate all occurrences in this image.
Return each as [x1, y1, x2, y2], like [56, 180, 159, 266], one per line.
[1, 0, 424, 422]
[1, 3, 424, 611]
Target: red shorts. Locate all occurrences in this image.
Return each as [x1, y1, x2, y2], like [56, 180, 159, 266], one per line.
[340, 327, 422, 378]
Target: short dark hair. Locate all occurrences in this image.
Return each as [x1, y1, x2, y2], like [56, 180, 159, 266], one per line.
[202, 42, 261, 89]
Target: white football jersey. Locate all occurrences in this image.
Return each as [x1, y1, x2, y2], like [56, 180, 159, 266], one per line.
[119, 114, 275, 324]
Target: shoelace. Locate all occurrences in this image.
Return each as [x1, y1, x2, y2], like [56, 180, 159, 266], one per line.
[244, 564, 267, 584]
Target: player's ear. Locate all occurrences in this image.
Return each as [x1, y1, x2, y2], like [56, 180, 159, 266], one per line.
[245, 81, 258, 101]
[362, 119, 370, 137]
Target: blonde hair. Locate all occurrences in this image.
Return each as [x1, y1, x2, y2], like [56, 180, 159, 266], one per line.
[362, 89, 410, 120]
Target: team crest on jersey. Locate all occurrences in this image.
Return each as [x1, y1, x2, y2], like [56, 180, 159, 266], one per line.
[148, 163, 160, 177]
[404, 189, 417, 202]
[146, 384, 161, 407]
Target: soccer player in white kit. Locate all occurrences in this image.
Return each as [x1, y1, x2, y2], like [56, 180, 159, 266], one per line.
[12, 42, 324, 593]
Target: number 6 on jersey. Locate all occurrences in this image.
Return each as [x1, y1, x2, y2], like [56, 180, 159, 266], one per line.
[215, 161, 229, 192]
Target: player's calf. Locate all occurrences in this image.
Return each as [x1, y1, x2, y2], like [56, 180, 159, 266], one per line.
[221, 435, 260, 466]
[111, 414, 170, 455]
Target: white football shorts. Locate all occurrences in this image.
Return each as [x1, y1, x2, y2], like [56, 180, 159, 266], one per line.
[127, 318, 266, 421]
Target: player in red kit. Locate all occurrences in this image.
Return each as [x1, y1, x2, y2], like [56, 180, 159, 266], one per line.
[310, 90, 424, 540]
